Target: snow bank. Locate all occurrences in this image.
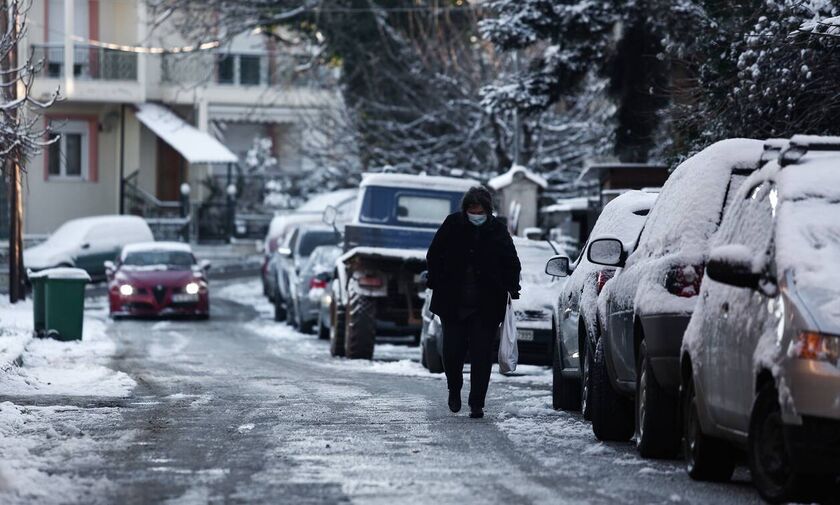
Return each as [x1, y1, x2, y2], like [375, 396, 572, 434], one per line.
[0, 299, 33, 370]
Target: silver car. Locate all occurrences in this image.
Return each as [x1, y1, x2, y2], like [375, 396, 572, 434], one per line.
[291, 245, 342, 335]
[681, 136, 840, 503]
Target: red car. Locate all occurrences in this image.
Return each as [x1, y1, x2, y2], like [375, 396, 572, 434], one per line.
[106, 242, 210, 319]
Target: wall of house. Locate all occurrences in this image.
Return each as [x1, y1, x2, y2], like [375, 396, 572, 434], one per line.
[23, 104, 120, 234]
[497, 180, 540, 234]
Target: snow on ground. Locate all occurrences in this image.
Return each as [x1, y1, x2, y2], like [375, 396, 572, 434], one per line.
[0, 299, 33, 371]
[0, 297, 134, 398]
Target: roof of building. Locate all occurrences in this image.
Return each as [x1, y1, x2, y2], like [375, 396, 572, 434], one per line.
[135, 103, 238, 164]
[487, 165, 548, 190]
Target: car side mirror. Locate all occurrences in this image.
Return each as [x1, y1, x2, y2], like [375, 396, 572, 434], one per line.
[199, 259, 211, 271]
[707, 245, 761, 289]
[278, 247, 292, 257]
[103, 260, 115, 275]
[323, 205, 338, 227]
[587, 238, 625, 267]
[545, 256, 571, 277]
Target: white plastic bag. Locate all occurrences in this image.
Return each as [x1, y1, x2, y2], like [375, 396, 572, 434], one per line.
[498, 294, 518, 374]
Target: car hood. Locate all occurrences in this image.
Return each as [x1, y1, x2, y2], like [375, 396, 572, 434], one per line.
[795, 286, 840, 335]
[23, 242, 74, 270]
[116, 268, 201, 287]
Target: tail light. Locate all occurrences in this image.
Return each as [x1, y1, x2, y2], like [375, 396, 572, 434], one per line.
[665, 264, 704, 298]
[310, 278, 328, 290]
[358, 275, 384, 288]
[596, 270, 615, 295]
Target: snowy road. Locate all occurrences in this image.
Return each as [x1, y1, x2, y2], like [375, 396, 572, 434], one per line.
[2, 278, 765, 504]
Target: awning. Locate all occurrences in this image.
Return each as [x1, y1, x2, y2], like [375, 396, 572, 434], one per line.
[135, 103, 238, 164]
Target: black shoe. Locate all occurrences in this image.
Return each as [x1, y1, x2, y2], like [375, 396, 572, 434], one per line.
[448, 391, 461, 413]
[469, 407, 484, 419]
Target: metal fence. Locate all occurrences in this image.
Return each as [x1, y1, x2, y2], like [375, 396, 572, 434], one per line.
[31, 43, 138, 81]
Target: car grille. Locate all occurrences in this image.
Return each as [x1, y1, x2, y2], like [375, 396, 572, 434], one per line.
[515, 309, 551, 322]
[152, 285, 167, 305]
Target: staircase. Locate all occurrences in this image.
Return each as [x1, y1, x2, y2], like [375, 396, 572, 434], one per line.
[123, 172, 191, 241]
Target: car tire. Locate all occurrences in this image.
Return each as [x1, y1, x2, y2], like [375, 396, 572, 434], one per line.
[552, 338, 581, 411]
[636, 339, 681, 459]
[748, 382, 814, 503]
[423, 337, 444, 374]
[591, 337, 634, 442]
[683, 373, 735, 482]
[273, 295, 286, 322]
[329, 298, 346, 357]
[300, 319, 314, 334]
[345, 291, 376, 360]
[581, 337, 594, 421]
[286, 298, 297, 328]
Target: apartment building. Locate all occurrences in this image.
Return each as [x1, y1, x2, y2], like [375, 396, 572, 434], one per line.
[21, 0, 341, 235]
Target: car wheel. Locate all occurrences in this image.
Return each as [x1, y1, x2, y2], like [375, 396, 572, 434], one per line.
[300, 319, 314, 334]
[329, 298, 346, 357]
[273, 295, 286, 322]
[424, 337, 444, 374]
[636, 339, 681, 459]
[552, 338, 581, 411]
[581, 337, 594, 421]
[748, 383, 815, 503]
[345, 290, 376, 360]
[683, 372, 735, 482]
[286, 298, 297, 328]
[591, 337, 634, 441]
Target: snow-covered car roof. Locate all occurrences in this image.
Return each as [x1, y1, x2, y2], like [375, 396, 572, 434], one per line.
[587, 190, 658, 248]
[295, 189, 358, 213]
[360, 173, 478, 192]
[121, 241, 192, 258]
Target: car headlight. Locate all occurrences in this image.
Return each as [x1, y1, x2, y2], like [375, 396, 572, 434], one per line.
[792, 331, 840, 365]
[119, 284, 134, 296]
[185, 282, 200, 295]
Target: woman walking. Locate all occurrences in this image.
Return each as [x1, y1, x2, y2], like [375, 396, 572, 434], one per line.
[426, 186, 521, 418]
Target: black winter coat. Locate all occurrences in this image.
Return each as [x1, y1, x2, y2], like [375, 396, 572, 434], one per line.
[426, 212, 521, 326]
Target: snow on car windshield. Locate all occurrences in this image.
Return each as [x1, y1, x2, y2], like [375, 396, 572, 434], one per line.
[777, 199, 840, 291]
[304, 246, 342, 274]
[517, 240, 559, 285]
[122, 251, 195, 270]
[43, 219, 92, 246]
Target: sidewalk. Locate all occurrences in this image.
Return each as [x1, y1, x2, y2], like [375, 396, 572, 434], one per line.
[0, 300, 32, 372]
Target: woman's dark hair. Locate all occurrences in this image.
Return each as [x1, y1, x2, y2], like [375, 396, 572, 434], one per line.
[461, 186, 494, 214]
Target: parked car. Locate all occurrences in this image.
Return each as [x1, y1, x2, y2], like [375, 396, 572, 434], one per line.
[290, 244, 343, 335]
[681, 136, 840, 502]
[24, 215, 154, 281]
[592, 138, 765, 457]
[274, 225, 342, 325]
[420, 237, 564, 373]
[261, 189, 357, 300]
[545, 190, 658, 415]
[107, 242, 210, 319]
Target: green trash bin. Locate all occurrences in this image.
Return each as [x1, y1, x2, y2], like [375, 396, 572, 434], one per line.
[28, 270, 49, 338]
[42, 267, 91, 342]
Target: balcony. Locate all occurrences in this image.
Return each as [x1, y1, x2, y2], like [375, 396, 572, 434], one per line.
[162, 51, 337, 89]
[32, 43, 138, 81]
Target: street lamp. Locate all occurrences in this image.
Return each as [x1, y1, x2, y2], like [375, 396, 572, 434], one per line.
[226, 183, 237, 243]
[180, 183, 191, 242]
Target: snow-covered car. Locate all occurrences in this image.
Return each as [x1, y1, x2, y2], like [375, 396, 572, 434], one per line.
[24, 215, 154, 281]
[106, 242, 210, 319]
[290, 244, 342, 335]
[261, 189, 357, 300]
[421, 238, 563, 373]
[681, 136, 840, 502]
[545, 190, 657, 414]
[591, 139, 765, 457]
[274, 225, 341, 325]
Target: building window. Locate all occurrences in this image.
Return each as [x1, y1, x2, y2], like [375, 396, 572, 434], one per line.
[217, 55, 235, 84]
[48, 120, 89, 180]
[239, 55, 261, 85]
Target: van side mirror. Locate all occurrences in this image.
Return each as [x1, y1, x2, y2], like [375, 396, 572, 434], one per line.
[587, 238, 625, 267]
[707, 245, 760, 289]
[323, 205, 338, 227]
[545, 256, 571, 277]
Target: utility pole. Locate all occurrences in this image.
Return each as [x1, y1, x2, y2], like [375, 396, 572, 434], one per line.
[512, 50, 522, 166]
[2, 0, 25, 303]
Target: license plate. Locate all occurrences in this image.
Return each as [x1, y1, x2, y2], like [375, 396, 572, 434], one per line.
[172, 293, 199, 303]
[517, 329, 534, 342]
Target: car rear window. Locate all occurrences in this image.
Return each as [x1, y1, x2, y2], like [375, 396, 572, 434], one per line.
[396, 195, 451, 224]
[298, 231, 339, 257]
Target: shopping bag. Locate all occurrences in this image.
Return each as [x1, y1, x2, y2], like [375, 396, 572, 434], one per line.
[498, 294, 518, 374]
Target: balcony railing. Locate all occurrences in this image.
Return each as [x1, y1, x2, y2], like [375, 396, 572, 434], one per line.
[32, 43, 138, 81]
[162, 51, 337, 89]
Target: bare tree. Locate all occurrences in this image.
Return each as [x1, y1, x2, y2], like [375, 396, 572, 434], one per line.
[1, 0, 58, 302]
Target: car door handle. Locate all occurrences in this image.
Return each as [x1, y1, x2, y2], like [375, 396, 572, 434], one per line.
[721, 302, 729, 313]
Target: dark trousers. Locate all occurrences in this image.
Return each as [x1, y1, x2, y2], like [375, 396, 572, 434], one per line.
[442, 314, 496, 409]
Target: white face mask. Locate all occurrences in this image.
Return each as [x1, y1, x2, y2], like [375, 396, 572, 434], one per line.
[467, 212, 487, 226]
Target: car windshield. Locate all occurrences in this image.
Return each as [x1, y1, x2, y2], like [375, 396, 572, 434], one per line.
[518, 241, 559, 285]
[304, 246, 342, 274]
[298, 231, 339, 257]
[122, 250, 195, 270]
[777, 198, 840, 292]
[45, 219, 92, 246]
